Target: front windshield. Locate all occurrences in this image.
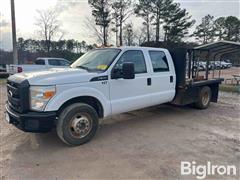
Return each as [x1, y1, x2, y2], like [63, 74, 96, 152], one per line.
[71, 48, 121, 72]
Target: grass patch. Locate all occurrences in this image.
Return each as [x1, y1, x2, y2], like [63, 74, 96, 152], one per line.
[220, 84, 240, 93]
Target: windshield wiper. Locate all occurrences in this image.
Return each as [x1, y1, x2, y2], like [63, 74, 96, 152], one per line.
[75, 65, 104, 72]
[76, 65, 90, 71]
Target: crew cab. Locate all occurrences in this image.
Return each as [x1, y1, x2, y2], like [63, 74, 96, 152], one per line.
[6, 57, 71, 74]
[5, 47, 223, 146]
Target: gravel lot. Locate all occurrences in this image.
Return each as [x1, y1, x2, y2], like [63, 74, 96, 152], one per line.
[0, 84, 239, 179]
[199, 67, 240, 83]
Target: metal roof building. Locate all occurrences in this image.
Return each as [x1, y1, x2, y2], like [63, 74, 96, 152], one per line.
[188, 41, 240, 79]
[194, 40, 240, 62]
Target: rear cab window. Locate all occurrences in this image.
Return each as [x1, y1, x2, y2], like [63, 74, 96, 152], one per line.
[149, 51, 169, 72]
[48, 59, 70, 66]
[35, 59, 45, 65]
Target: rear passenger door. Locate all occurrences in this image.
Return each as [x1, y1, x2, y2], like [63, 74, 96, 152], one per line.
[148, 50, 176, 105]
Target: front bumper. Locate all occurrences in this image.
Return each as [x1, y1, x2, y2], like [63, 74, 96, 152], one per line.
[5, 105, 56, 133]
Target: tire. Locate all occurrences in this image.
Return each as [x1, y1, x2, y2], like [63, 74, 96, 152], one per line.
[194, 86, 212, 109]
[57, 103, 99, 146]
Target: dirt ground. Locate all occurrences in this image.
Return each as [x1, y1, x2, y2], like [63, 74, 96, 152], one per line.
[0, 84, 239, 179]
[217, 67, 240, 79]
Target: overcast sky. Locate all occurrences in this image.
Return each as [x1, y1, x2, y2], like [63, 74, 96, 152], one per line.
[0, 0, 239, 50]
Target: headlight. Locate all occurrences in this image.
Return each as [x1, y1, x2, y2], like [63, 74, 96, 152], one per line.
[30, 86, 56, 111]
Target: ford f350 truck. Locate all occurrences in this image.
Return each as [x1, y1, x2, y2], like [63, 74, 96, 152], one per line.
[5, 47, 222, 146]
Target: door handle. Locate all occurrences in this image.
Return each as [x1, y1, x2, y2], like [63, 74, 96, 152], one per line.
[170, 76, 173, 83]
[147, 78, 151, 86]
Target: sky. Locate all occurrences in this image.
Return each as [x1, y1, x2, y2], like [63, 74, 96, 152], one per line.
[0, 0, 239, 50]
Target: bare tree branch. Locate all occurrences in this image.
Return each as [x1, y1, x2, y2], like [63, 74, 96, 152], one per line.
[35, 8, 62, 52]
[83, 16, 104, 44]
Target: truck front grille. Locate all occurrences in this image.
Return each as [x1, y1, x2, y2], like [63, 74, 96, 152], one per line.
[7, 79, 29, 113]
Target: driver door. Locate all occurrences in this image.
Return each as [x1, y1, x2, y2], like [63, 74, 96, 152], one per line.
[109, 50, 152, 115]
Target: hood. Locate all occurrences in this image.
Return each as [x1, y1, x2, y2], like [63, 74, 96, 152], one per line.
[11, 68, 99, 85]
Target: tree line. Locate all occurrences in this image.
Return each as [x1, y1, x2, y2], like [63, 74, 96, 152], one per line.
[88, 0, 195, 46]
[13, 38, 98, 63]
[88, 0, 240, 46]
[32, 0, 240, 51]
[17, 38, 96, 54]
[1, 1, 239, 65]
[193, 15, 240, 44]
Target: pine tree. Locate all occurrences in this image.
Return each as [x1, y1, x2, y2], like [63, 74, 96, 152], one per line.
[88, 0, 111, 46]
[192, 14, 215, 44]
[123, 23, 134, 46]
[111, 0, 132, 46]
[111, 2, 121, 46]
[151, 0, 165, 42]
[134, 0, 153, 43]
[163, 2, 195, 42]
[224, 16, 240, 42]
[214, 17, 226, 40]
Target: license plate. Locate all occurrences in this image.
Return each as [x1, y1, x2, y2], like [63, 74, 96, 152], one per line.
[5, 113, 10, 123]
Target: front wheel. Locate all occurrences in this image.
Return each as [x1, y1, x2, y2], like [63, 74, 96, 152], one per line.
[194, 86, 212, 109]
[57, 103, 99, 146]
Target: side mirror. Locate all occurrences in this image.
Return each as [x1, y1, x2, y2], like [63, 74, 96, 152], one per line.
[122, 62, 135, 79]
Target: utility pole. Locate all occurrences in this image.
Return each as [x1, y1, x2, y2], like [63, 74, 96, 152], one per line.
[10, 0, 18, 64]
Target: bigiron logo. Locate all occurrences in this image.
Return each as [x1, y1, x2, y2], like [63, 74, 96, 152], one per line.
[181, 161, 237, 179]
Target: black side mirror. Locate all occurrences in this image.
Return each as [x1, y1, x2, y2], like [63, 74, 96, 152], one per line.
[111, 68, 121, 79]
[122, 62, 135, 79]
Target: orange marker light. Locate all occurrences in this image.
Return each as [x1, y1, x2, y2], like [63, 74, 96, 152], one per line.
[43, 91, 55, 99]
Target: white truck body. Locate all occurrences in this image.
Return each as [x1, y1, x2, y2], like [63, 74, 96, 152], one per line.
[6, 46, 221, 146]
[6, 57, 71, 74]
[15, 47, 176, 116]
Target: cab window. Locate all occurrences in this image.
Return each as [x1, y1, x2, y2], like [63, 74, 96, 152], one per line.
[59, 60, 70, 66]
[49, 59, 61, 66]
[149, 51, 169, 72]
[114, 50, 147, 74]
[35, 59, 45, 65]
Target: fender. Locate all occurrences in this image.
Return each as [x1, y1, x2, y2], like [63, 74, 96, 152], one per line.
[44, 86, 111, 117]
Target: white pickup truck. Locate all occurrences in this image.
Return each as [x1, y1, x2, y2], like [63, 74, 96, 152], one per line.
[5, 47, 222, 146]
[6, 57, 71, 74]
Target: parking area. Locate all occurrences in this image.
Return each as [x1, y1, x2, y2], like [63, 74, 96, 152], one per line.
[0, 82, 240, 179]
[197, 67, 240, 85]
[210, 67, 239, 80]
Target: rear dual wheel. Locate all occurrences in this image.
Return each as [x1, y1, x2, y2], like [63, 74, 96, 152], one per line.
[194, 86, 212, 109]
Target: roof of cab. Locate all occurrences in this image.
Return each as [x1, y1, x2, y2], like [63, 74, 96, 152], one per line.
[37, 57, 67, 60]
[36, 57, 70, 63]
[99, 46, 168, 51]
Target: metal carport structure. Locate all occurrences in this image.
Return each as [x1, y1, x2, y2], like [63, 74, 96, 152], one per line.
[188, 41, 240, 80]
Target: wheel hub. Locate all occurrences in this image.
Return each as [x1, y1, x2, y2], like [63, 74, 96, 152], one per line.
[202, 91, 209, 106]
[70, 114, 91, 138]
